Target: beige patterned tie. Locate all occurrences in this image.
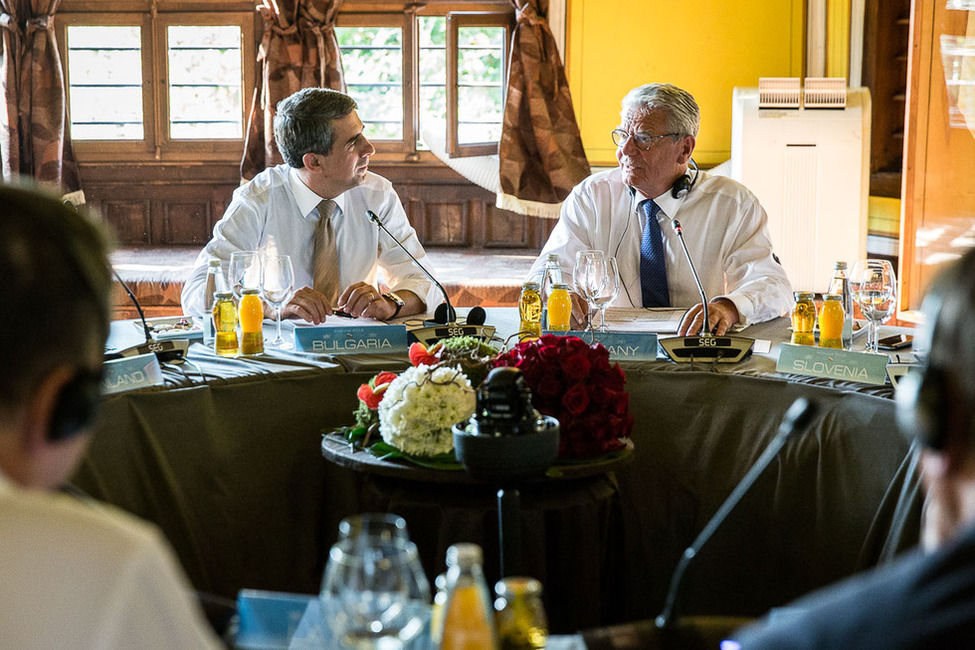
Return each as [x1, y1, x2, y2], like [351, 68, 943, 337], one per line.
[312, 199, 340, 304]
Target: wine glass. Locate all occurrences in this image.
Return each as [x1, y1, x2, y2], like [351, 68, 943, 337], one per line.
[590, 257, 620, 331]
[574, 250, 610, 332]
[229, 251, 261, 301]
[850, 259, 897, 354]
[321, 514, 431, 649]
[261, 255, 295, 349]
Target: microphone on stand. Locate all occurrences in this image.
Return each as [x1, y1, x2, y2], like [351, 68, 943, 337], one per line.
[105, 269, 188, 363]
[366, 210, 493, 345]
[655, 397, 819, 631]
[658, 219, 754, 363]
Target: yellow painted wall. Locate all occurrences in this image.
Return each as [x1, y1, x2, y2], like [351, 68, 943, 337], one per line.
[566, 0, 805, 167]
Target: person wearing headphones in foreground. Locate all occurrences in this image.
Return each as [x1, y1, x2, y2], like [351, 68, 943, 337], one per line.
[735, 246, 975, 648]
[0, 184, 221, 648]
[527, 83, 792, 334]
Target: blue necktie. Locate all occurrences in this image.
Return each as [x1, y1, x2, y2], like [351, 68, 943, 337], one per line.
[640, 199, 670, 307]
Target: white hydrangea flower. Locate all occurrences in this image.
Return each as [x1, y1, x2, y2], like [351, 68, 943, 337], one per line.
[378, 364, 476, 457]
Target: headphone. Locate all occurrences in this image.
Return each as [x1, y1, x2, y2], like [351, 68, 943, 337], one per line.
[671, 159, 700, 199]
[38, 199, 110, 441]
[895, 287, 951, 450]
[434, 303, 486, 326]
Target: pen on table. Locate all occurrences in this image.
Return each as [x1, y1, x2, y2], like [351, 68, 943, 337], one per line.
[333, 309, 355, 319]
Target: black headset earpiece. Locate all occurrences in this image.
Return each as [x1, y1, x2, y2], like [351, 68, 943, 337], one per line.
[671, 159, 699, 199]
[48, 369, 103, 442]
[896, 291, 948, 449]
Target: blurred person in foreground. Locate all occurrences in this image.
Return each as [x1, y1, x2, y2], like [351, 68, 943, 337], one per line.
[528, 83, 792, 334]
[735, 246, 975, 648]
[181, 87, 436, 323]
[0, 184, 222, 649]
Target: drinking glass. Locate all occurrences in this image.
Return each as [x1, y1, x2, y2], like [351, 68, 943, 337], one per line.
[590, 257, 620, 331]
[261, 255, 295, 349]
[574, 250, 610, 332]
[229, 251, 261, 301]
[850, 259, 897, 354]
[321, 514, 431, 649]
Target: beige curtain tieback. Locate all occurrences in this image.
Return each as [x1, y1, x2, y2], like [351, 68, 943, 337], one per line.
[313, 199, 341, 304]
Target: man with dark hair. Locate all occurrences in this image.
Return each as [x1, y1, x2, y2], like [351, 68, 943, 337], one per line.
[529, 83, 792, 334]
[0, 183, 221, 648]
[182, 87, 436, 323]
[735, 247, 975, 648]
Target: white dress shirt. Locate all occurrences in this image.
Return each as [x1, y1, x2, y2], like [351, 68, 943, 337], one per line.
[0, 470, 221, 649]
[181, 164, 438, 315]
[528, 168, 793, 326]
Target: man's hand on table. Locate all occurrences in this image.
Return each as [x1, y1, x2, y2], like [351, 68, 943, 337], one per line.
[678, 298, 740, 336]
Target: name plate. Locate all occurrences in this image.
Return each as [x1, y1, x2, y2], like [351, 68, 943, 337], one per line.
[543, 331, 659, 361]
[776, 343, 889, 385]
[294, 324, 408, 355]
[103, 353, 164, 395]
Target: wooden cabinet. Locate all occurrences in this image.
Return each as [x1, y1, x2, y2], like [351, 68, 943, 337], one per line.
[900, 1, 975, 315]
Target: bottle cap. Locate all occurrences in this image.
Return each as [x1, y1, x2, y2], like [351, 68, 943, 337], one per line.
[546, 253, 559, 261]
[522, 281, 540, 290]
[215, 291, 233, 300]
[824, 293, 843, 301]
[242, 288, 259, 296]
[834, 261, 847, 270]
[552, 283, 570, 291]
[794, 291, 815, 301]
[208, 258, 222, 268]
[446, 543, 482, 569]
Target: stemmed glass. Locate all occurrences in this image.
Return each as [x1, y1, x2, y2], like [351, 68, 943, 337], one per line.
[850, 259, 897, 354]
[261, 255, 295, 349]
[321, 513, 430, 648]
[574, 250, 610, 332]
[590, 257, 620, 331]
[229, 251, 262, 301]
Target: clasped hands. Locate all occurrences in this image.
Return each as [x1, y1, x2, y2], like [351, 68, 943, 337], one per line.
[273, 282, 396, 324]
[566, 290, 739, 335]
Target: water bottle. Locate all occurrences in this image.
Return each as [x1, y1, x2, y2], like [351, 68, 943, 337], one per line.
[827, 261, 854, 349]
[203, 259, 223, 345]
[540, 254, 563, 330]
[438, 543, 497, 649]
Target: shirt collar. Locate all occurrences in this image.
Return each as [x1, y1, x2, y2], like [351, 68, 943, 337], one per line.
[288, 168, 347, 220]
[629, 185, 683, 220]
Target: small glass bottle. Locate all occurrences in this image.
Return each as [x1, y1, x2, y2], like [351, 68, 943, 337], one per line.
[791, 291, 817, 346]
[518, 281, 542, 341]
[540, 254, 563, 330]
[203, 259, 224, 346]
[212, 291, 239, 357]
[827, 261, 854, 349]
[439, 543, 497, 650]
[818, 293, 845, 349]
[494, 577, 548, 650]
[238, 288, 264, 355]
[546, 283, 572, 332]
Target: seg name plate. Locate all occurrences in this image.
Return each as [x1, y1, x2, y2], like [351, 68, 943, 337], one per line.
[776, 343, 890, 385]
[542, 331, 659, 361]
[294, 324, 408, 355]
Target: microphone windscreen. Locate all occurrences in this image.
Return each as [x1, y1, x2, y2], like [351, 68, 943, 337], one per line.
[467, 306, 486, 326]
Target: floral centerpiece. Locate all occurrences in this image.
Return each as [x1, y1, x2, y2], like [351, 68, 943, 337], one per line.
[491, 334, 633, 459]
[331, 334, 632, 463]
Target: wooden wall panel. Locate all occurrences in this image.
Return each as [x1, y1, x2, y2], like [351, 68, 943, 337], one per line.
[101, 201, 150, 244]
[164, 202, 213, 244]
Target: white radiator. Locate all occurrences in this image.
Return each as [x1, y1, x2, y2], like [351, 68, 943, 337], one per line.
[731, 85, 871, 292]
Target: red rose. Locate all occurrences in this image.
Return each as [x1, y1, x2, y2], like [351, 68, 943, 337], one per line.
[562, 336, 591, 358]
[535, 370, 563, 400]
[562, 383, 590, 416]
[538, 343, 561, 363]
[562, 353, 591, 380]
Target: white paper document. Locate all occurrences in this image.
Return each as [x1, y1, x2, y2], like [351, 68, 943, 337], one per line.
[603, 307, 686, 333]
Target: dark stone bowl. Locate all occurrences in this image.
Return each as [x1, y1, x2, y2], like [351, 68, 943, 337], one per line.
[452, 416, 560, 485]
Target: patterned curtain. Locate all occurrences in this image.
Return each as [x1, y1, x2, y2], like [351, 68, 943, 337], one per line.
[241, 0, 345, 180]
[497, 0, 589, 219]
[0, 0, 81, 193]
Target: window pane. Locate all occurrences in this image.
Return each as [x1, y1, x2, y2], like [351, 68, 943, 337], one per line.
[67, 26, 144, 140]
[457, 26, 505, 145]
[167, 25, 243, 140]
[418, 17, 446, 148]
[337, 26, 403, 140]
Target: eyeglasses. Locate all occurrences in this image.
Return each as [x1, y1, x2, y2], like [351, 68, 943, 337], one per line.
[611, 129, 680, 150]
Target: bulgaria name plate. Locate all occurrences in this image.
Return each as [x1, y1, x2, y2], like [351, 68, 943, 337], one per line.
[294, 324, 409, 355]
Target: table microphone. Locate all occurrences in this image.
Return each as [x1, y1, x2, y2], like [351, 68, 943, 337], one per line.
[366, 210, 492, 344]
[105, 269, 188, 363]
[655, 397, 818, 630]
[658, 220, 754, 363]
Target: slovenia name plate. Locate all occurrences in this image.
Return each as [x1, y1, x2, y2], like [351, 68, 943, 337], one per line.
[103, 353, 164, 395]
[294, 324, 409, 355]
[776, 343, 890, 385]
[542, 331, 659, 361]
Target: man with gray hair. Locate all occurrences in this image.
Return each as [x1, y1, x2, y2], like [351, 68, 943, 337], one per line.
[182, 87, 436, 323]
[529, 83, 791, 334]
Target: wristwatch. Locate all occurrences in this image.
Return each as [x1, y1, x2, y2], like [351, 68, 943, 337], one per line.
[383, 291, 405, 318]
